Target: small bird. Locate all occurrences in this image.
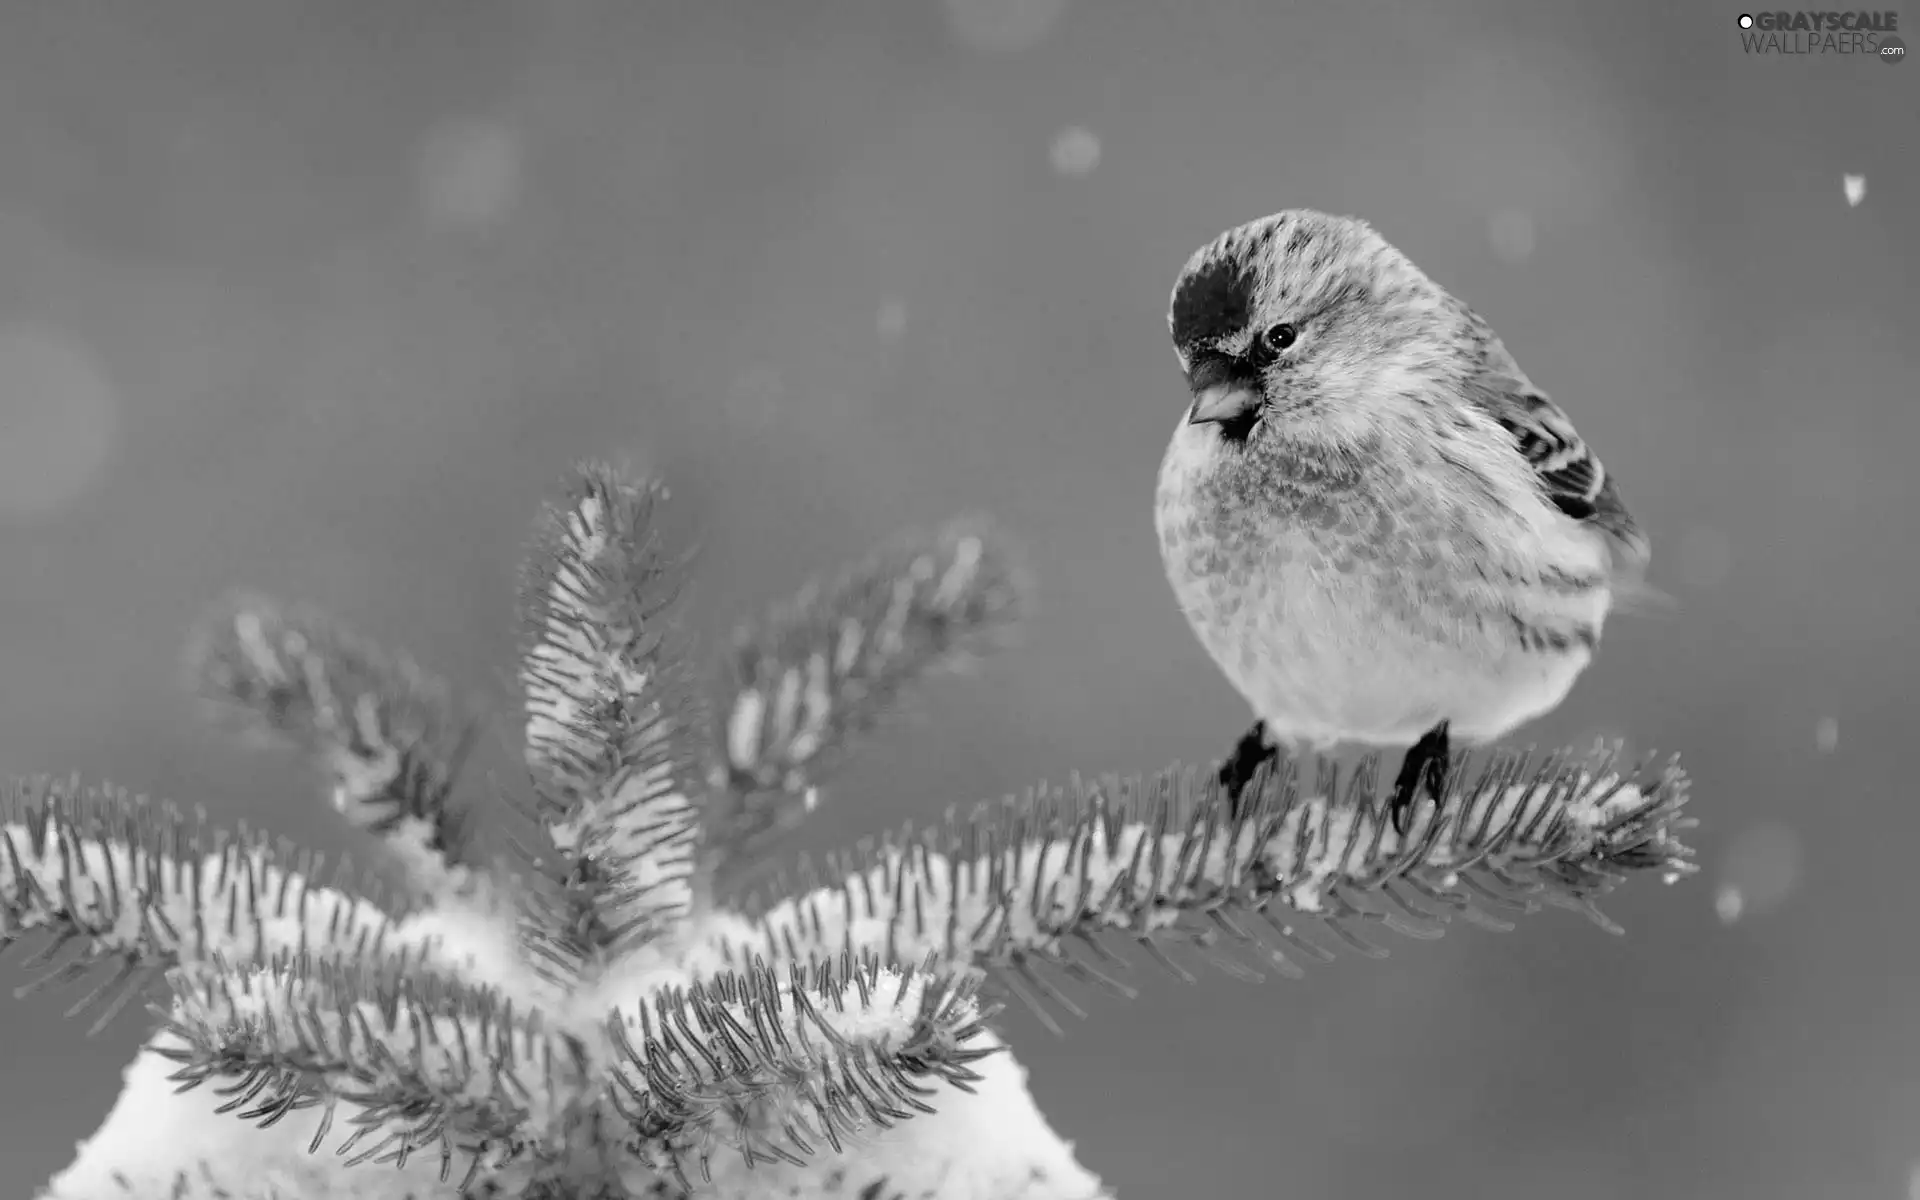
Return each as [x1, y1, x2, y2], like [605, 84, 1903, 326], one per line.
[1154, 210, 1650, 833]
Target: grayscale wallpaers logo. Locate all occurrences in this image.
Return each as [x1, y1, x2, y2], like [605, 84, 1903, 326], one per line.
[1738, 11, 1905, 59]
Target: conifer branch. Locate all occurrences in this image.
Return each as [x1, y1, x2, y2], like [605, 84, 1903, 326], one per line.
[703, 746, 1694, 1031]
[44, 1019, 1102, 1200]
[2, 777, 412, 1036]
[706, 517, 1028, 889]
[151, 949, 998, 1195]
[156, 952, 569, 1191]
[187, 591, 483, 896]
[605, 954, 997, 1189]
[10, 453, 1696, 1200]
[515, 464, 706, 977]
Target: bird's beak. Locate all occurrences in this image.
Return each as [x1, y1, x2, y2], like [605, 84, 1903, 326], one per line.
[1184, 358, 1261, 427]
[1187, 383, 1261, 427]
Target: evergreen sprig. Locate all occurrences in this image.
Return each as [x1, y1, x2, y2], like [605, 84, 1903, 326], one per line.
[514, 465, 707, 973]
[606, 954, 997, 1188]
[188, 591, 483, 871]
[706, 516, 1029, 884]
[708, 747, 1691, 1031]
[157, 952, 558, 1189]
[2, 777, 411, 1035]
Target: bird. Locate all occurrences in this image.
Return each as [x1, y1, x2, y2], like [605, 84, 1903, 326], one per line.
[1153, 209, 1650, 835]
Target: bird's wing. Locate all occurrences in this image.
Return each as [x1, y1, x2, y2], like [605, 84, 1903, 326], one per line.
[1465, 332, 1651, 578]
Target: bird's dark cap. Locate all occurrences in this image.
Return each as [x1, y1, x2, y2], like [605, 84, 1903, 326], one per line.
[1170, 252, 1258, 351]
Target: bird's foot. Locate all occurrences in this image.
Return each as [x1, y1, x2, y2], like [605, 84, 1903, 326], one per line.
[1388, 721, 1451, 836]
[1216, 720, 1280, 815]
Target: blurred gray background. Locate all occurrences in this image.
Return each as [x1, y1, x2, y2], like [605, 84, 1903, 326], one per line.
[1, 1, 1915, 1197]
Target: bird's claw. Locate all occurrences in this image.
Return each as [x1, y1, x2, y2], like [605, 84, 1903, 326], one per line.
[1217, 720, 1279, 816]
[1389, 721, 1451, 836]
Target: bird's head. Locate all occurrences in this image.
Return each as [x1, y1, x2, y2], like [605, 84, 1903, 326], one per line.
[1167, 209, 1468, 449]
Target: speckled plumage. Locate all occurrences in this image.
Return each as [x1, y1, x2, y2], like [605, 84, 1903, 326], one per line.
[1155, 210, 1647, 753]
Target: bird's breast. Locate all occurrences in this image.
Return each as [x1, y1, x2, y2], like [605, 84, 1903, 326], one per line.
[1155, 423, 1609, 743]
[1157, 423, 1422, 621]
[1160, 428, 1533, 655]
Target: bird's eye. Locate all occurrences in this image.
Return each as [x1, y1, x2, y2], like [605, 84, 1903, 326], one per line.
[1263, 323, 1298, 352]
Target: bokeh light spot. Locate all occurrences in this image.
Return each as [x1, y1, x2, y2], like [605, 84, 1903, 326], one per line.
[1714, 821, 1803, 923]
[418, 120, 524, 230]
[941, 0, 1071, 53]
[1049, 126, 1101, 177]
[1487, 209, 1535, 264]
[1713, 886, 1744, 924]
[0, 323, 120, 520]
[1814, 716, 1839, 754]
